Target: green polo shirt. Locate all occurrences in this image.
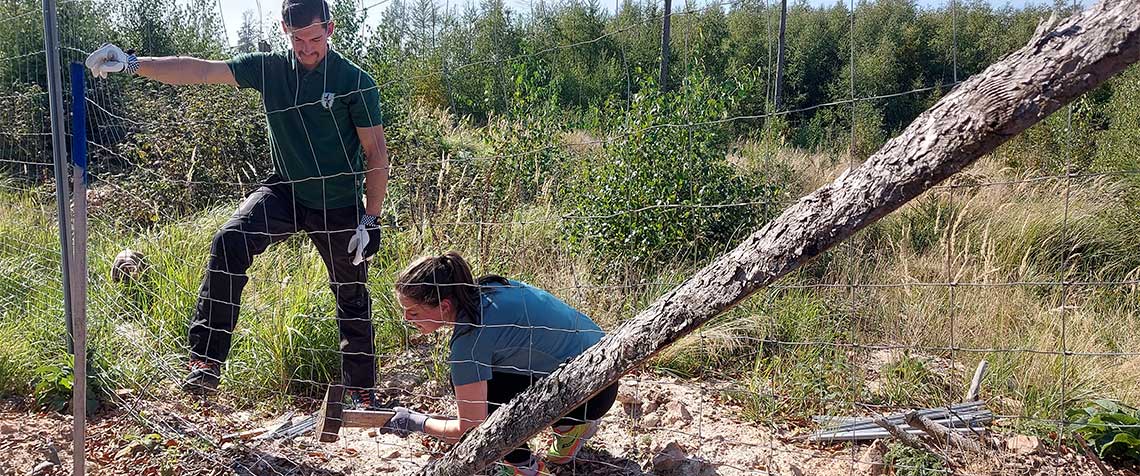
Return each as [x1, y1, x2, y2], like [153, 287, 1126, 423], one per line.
[227, 49, 384, 209]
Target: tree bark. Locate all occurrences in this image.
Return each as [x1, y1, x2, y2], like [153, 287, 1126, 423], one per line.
[418, 2, 1140, 474]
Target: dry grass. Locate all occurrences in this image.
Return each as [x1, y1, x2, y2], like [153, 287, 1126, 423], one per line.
[683, 145, 1140, 421]
[561, 129, 605, 156]
[837, 155, 1137, 417]
[2, 130, 1136, 428]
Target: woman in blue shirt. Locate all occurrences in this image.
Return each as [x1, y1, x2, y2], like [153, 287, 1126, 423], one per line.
[382, 251, 619, 476]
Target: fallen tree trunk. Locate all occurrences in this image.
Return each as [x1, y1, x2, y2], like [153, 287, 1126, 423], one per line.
[419, 2, 1140, 474]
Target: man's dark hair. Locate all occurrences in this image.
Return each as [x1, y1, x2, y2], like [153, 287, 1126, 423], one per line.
[282, 0, 330, 29]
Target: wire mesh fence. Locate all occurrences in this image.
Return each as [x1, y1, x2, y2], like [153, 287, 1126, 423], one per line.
[1, 0, 1138, 475]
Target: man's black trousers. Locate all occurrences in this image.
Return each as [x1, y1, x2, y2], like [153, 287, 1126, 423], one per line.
[188, 182, 378, 390]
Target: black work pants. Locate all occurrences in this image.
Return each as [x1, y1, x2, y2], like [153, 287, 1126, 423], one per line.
[188, 181, 377, 390]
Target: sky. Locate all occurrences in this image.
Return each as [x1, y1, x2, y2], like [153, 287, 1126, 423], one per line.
[213, 0, 1078, 48]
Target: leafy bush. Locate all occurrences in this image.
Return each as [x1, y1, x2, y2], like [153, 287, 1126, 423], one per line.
[0, 83, 48, 178]
[1094, 65, 1140, 184]
[883, 443, 946, 476]
[1000, 96, 1101, 174]
[89, 82, 269, 223]
[1068, 400, 1140, 464]
[562, 75, 781, 268]
[381, 105, 564, 224]
[387, 104, 565, 225]
[33, 353, 104, 415]
[33, 363, 75, 413]
[384, 105, 461, 220]
[480, 114, 567, 208]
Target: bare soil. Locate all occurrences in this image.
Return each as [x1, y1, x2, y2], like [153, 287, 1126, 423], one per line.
[1, 346, 1134, 476]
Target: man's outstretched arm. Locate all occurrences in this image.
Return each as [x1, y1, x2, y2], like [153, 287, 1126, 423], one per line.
[85, 43, 237, 86]
[137, 57, 237, 86]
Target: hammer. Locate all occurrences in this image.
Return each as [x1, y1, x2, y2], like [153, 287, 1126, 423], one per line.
[315, 384, 395, 442]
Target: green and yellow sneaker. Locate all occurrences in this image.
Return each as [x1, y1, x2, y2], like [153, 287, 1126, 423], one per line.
[546, 420, 599, 464]
[492, 456, 547, 476]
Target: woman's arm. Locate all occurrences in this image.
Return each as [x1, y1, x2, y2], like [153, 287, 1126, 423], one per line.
[422, 380, 489, 444]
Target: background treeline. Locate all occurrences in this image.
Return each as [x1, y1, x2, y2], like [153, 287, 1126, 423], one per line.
[4, 0, 1122, 265]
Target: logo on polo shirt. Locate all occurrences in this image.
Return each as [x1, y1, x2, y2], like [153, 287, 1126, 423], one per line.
[321, 92, 335, 109]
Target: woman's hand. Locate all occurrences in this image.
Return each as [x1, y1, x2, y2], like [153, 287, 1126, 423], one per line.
[380, 407, 430, 437]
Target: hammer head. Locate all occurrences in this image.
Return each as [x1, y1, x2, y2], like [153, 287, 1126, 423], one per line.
[316, 384, 344, 443]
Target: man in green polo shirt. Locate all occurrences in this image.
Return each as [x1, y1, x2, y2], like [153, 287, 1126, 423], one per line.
[85, 0, 389, 407]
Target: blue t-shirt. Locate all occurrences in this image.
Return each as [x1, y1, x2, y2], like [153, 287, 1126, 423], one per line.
[448, 280, 605, 386]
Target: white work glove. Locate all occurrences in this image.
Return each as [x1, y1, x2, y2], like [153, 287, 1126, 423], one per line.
[347, 214, 380, 266]
[85, 43, 137, 78]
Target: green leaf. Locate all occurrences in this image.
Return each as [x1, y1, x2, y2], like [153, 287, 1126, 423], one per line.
[1091, 400, 1123, 414]
[1101, 433, 1140, 459]
[1105, 411, 1140, 425]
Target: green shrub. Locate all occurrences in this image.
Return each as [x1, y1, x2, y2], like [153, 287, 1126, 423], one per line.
[384, 105, 460, 220]
[91, 83, 269, 223]
[480, 114, 567, 208]
[1093, 65, 1140, 192]
[562, 75, 781, 268]
[33, 352, 104, 415]
[999, 96, 1101, 174]
[883, 443, 946, 476]
[0, 83, 48, 178]
[383, 105, 565, 225]
[1068, 400, 1140, 464]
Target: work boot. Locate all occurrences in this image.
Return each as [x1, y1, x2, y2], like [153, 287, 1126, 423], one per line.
[181, 359, 221, 395]
[346, 388, 383, 410]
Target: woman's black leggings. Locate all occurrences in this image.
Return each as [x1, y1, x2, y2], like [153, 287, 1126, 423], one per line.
[486, 371, 620, 464]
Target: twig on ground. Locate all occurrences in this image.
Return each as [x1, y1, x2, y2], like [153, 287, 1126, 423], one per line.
[1073, 433, 1112, 476]
[965, 360, 988, 402]
[873, 415, 929, 451]
[904, 411, 983, 453]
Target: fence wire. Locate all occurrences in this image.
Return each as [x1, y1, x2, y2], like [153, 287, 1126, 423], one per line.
[0, 0, 1137, 475]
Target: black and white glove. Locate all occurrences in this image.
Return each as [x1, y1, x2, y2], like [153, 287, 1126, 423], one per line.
[85, 43, 139, 78]
[346, 214, 381, 265]
[379, 406, 429, 437]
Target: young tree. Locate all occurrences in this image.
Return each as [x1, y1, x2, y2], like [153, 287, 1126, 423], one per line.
[408, 0, 439, 56]
[236, 10, 259, 53]
[331, 0, 369, 63]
